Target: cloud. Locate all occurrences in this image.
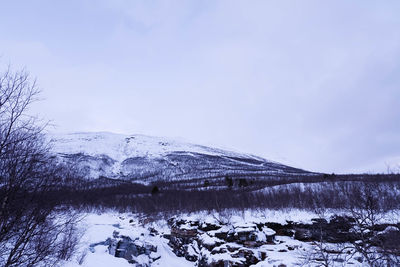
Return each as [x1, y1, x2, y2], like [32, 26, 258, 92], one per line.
[0, 0, 399, 173]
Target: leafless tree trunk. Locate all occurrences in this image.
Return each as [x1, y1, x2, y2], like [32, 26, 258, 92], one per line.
[303, 182, 400, 266]
[346, 182, 400, 266]
[0, 66, 80, 267]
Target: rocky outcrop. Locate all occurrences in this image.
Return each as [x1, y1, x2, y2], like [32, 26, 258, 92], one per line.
[89, 215, 400, 266]
[164, 215, 398, 266]
[165, 218, 277, 266]
[90, 231, 158, 266]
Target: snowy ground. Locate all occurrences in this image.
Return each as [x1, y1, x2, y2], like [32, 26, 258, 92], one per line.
[62, 212, 191, 267]
[60, 208, 395, 267]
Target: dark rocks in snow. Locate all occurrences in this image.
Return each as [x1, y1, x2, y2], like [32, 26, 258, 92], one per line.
[199, 222, 222, 232]
[91, 232, 158, 266]
[293, 228, 313, 242]
[232, 248, 260, 265]
[373, 225, 400, 250]
[164, 218, 274, 266]
[171, 226, 198, 239]
[114, 236, 157, 262]
[281, 215, 358, 243]
[265, 222, 294, 237]
[167, 220, 200, 261]
[163, 215, 398, 266]
[92, 215, 399, 266]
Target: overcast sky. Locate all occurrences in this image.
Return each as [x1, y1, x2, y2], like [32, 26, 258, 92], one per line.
[1, 0, 400, 173]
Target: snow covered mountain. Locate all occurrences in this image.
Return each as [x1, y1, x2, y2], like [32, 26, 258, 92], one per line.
[50, 132, 313, 184]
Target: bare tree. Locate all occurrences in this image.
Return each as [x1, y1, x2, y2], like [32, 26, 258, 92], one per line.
[302, 182, 400, 267]
[345, 183, 400, 266]
[0, 66, 80, 267]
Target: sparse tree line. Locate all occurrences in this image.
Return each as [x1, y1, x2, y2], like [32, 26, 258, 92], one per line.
[48, 178, 400, 214]
[153, 172, 400, 191]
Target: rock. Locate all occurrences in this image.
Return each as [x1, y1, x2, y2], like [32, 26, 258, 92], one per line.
[199, 233, 225, 250]
[114, 236, 157, 262]
[262, 227, 276, 243]
[324, 216, 356, 243]
[212, 226, 235, 242]
[183, 241, 200, 262]
[381, 225, 400, 233]
[232, 224, 259, 244]
[214, 231, 229, 241]
[208, 259, 238, 267]
[226, 244, 241, 253]
[232, 248, 260, 265]
[258, 251, 267, 260]
[171, 226, 198, 239]
[211, 246, 228, 254]
[291, 216, 358, 243]
[243, 241, 261, 248]
[168, 225, 198, 255]
[91, 233, 158, 266]
[206, 254, 247, 267]
[374, 225, 400, 250]
[89, 238, 114, 253]
[311, 218, 328, 224]
[149, 227, 158, 236]
[286, 245, 296, 251]
[294, 228, 314, 242]
[199, 222, 222, 232]
[265, 222, 294, 237]
[112, 230, 119, 238]
[168, 220, 200, 259]
[235, 231, 257, 243]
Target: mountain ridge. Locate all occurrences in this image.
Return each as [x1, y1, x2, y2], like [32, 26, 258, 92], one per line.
[50, 132, 315, 185]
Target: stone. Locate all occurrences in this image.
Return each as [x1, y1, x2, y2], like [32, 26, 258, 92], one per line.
[199, 222, 222, 232]
[294, 228, 313, 242]
[265, 222, 294, 237]
[232, 248, 259, 265]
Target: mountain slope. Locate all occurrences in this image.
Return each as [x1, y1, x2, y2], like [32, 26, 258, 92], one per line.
[50, 132, 314, 185]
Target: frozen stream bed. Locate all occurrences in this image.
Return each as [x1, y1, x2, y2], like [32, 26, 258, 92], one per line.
[61, 209, 400, 267]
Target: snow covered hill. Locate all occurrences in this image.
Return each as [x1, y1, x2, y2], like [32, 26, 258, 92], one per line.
[50, 132, 313, 184]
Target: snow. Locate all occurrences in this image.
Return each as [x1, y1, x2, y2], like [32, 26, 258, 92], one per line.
[49, 131, 287, 180]
[207, 252, 244, 265]
[180, 208, 326, 225]
[179, 223, 196, 230]
[208, 225, 234, 237]
[60, 209, 325, 267]
[60, 208, 400, 267]
[66, 248, 133, 267]
[62, 212, 193, 267]
[50, 132, 263, 163]
[253, 236, 309, 266]
[199, 233, 224, 246]
[151, 241, 192, 267]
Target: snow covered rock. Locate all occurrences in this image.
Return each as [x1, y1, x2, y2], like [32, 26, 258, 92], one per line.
[90, 232, 158, 266]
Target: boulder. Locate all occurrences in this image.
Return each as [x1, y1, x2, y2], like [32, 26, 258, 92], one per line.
[265, 222, 294, 237]
[199, 222, 222, 232]
[232, 248, 260, 266]
[114, 236, 157, 263]
[294, 228, 313, 242]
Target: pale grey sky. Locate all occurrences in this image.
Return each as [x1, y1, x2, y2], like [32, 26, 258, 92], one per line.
[1, 0, 400, 173]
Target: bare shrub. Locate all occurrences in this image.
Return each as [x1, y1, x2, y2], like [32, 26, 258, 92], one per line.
[302, 182, 400, 267]
[0, 66, 80, 267]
